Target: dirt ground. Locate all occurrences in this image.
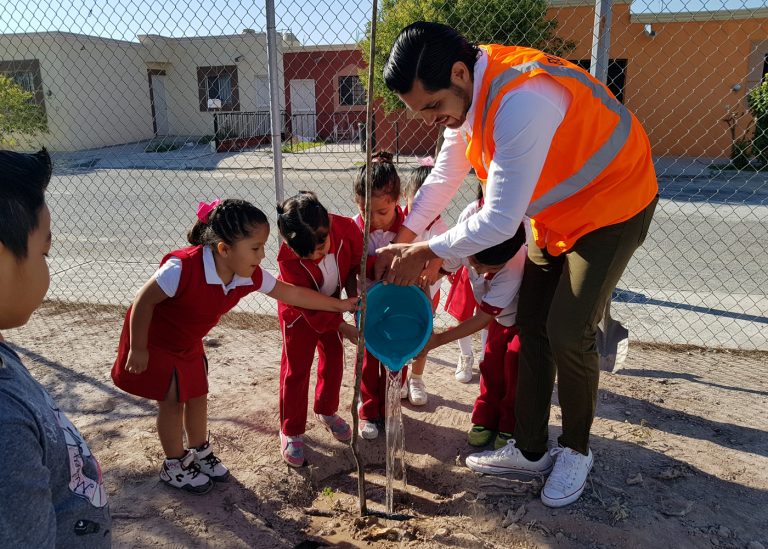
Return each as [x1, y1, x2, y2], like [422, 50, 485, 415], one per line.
[5, 301, 768, 549]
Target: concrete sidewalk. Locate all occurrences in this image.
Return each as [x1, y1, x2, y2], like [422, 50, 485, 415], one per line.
[50, 139, 768, 182]
[51, 141, 423, 173]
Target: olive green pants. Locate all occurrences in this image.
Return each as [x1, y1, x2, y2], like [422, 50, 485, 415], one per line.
[514, 196, 658, 455]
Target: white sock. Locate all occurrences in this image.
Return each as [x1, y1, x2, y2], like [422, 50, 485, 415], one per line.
[410, 373, 422, 380]
[480, 329, 488, 351]
[458, 336, 473, 356]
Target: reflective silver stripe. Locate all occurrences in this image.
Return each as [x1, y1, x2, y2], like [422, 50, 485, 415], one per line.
[478, 60, 632, 216]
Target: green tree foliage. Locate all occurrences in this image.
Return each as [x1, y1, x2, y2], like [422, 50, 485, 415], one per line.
[0, 75, 47, 145]
[747, 76, 768, 166]
[360, 0, 574, 112]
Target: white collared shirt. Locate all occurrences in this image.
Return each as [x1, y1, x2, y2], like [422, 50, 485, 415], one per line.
[154, 245, 277, 297]
[404, 50, 571, 260]
[317, 253, 340, 296]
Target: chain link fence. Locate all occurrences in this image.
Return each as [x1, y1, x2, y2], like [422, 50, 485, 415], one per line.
[1, 0, 766, 350]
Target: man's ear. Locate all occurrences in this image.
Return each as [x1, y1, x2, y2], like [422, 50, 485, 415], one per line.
[451, 61, 470, 85]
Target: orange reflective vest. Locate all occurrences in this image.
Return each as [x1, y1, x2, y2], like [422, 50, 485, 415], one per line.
[466, 45, 658, 256]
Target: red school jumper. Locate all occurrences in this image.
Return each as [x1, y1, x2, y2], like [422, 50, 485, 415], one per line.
[354, 207, 410, 421]
[112, 245, 268, 402]
[277, 214, 363, 436]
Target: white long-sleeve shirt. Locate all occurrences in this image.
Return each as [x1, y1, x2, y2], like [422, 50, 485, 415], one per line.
[403, 51, 571, 260]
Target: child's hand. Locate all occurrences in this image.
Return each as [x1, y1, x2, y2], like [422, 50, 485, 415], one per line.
[125, 348, 149, 374]
[338, 322, 359, 345]
[338, 296, 359, 314]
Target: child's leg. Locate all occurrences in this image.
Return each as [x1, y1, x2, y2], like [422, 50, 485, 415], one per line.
[314, 330, 344, 416]
[411, 354, 427, 376]
[157, 374, 186, 458]
[280, 316, 320, 436]
[359, 351, 382, 420]
[480, 328, 488, 358]
[498, 327, 521, 434]
[184, 394, 208, 448]
[471, 320, 506, 431]
[457, 336, 473, 357]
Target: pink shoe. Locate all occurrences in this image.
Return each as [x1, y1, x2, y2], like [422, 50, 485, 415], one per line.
[280, 432, 305, 467]
[316, 413, 352, 442]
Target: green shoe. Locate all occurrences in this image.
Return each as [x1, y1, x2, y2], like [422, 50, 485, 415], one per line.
[494, 431, 513, 450]
[467, 425, 494, 447]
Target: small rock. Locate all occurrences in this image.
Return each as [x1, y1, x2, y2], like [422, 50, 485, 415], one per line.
[626, 473, 643, 486]
[476, 491, 487, 501]
[717, 526, 730, 538]
[556, 532, 565, 541]
[625, 411, 632, 416]
[161, 508, 174, 517]
[747, 542, 765, 549]
[203, 336, 220, 348]
[332, 522, 341, 529]
[434, 527, 449, 537]
[501, 505, 527, 527]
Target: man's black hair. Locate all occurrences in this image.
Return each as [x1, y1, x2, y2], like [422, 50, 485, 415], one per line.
[383, 21, 480, 95]
[0, 148, 52, 259]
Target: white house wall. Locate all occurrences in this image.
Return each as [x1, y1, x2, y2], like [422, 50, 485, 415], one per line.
[0, 32, 154, 151]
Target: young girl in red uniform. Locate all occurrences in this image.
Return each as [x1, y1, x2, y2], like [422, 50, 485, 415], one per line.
[444, 183, 487, 383]
[276, 191, 363, 467]
[112, 199, 356, 493]
[353, 151, 406, 440]
[402, 158, 448, 406]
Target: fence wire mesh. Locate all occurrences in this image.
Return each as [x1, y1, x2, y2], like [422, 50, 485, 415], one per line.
[1, 0, 766, 350]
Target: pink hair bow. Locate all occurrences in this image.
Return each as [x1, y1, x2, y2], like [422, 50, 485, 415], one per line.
[197, 199, 221, 223]
[418, 156, 435, 167]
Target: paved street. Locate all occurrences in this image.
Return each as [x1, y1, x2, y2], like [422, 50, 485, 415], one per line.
[46, 163, 768, 350]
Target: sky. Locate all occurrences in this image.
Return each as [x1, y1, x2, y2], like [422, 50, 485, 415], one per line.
[1, 0, 765, 45]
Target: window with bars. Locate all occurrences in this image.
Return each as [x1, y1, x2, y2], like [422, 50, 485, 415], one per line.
[197, 66, 239, 111]
[338, 75, 366, 106]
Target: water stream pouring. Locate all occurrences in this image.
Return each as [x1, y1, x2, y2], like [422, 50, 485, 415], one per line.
[358, 283, 433, 513]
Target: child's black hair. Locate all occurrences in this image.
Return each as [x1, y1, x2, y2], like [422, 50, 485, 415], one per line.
[472, 223, 526, 266]
[277, 191, 330, 258]
[0, 148, 52, 260]
[188, 198, 268, 247]
[354, 151, 400, 201]
[404, 164, 432, 201]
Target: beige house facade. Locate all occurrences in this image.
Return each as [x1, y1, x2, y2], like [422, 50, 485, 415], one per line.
[0, 30, 295, 151]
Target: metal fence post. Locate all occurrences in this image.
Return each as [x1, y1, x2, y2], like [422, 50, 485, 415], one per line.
[590, 0, 612, 84]
[266, 0, 284, 205]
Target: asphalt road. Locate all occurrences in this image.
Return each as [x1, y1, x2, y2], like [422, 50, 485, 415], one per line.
[45, 167, 768, 349]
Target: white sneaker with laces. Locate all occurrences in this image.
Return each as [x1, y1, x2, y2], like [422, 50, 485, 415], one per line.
[408, 377, 428, 406]
[160, 449, 213, 494]
[541, 447, 594, 508]
[455, 354, 474, 383]
[465, 439, 553, 476]
[193, 441, 230, 481]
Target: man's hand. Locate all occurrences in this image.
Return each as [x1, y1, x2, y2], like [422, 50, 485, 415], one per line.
[125, 347, 149, 374]
[338, 322, 359, 345]
[375, 242, 436, 286]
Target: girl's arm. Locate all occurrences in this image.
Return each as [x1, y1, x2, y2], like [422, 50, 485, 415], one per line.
[268, 279, 357, 313]
[419, 309, 494, 356]
[124, 279, 168, 374]
[344, 270, 359, 299]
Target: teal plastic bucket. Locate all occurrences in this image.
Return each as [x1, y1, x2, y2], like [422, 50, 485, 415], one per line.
[357, 283, 433, 372]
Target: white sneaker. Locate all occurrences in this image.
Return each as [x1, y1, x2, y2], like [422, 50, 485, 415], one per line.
[455, 354, 474, 383]
[541, 447, 594, 508]
[408, 377, 428, 406]
[193, 441, 230, 481]
[160, 450, 213, 494]
[357, 402, 379, 440]
[465, 439, 553, 476]
[359, 420, 379, 440]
